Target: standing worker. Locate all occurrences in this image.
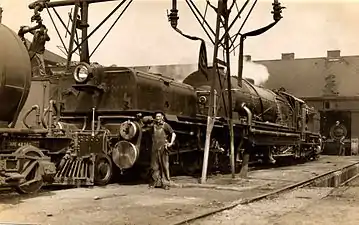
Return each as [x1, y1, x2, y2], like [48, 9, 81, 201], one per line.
[331, 121, 346, 156]
[18, 24, 50, 77]
[148, 112, 176, 190]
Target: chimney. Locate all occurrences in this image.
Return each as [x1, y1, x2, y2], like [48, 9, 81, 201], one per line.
[0, 7, 3, 24]
[327, 50, 340, 58]
[244, 55, 251, 62]
[281, 53, 295, 60]
[245, 78, 255, 85]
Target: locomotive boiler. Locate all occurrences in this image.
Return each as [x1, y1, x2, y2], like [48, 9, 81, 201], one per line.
[0, 23, 32, 128]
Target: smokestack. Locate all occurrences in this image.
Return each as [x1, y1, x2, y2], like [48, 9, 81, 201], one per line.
[245, 78, 255, 85]
[244, 55, 251, 62]
[327, 50, 340, 58]
[0, 7, 3, 24]
[281, 53, 295, 60]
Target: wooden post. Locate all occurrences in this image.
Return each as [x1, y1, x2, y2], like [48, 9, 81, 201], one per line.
[223, 0, 235, 178]
[200, 0, 223, 184]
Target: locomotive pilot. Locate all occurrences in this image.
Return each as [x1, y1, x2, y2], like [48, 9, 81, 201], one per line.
[148, 112, 176, 190]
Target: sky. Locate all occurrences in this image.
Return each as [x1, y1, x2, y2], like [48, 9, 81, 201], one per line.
[1, 0, 358, 72]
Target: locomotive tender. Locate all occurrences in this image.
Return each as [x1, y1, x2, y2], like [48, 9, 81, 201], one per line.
[0, 23, 322, 194]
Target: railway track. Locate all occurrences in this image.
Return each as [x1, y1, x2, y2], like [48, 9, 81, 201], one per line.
[171, 162, 359, 225]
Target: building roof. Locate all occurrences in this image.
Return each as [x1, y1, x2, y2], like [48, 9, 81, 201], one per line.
[254, 50, 359, 98]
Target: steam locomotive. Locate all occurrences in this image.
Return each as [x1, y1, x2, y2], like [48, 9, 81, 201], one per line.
[0, 23, 322, 194]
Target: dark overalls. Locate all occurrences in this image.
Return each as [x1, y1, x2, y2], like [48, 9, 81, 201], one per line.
[150, 122, 173, 188]
[29, 30, 50, 77]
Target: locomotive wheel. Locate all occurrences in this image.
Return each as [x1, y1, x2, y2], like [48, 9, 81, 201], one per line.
[94, 154, 113, 186]
[14, 145, 45, 194]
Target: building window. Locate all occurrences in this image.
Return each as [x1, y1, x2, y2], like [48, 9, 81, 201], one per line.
[324, 101, 330, 109]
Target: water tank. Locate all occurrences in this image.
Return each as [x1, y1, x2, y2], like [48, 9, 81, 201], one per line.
[0, 24, 32, 127]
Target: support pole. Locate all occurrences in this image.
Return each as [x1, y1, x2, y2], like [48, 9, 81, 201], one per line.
[66, 3, 79, 69]
[223, 0, 235, 178]
[200, 0, 223, 184]
[0, 7, 3, 24]
[80, 2, 90, 63]
[238, 35, 249, 178]
[237, 35, 245, 87]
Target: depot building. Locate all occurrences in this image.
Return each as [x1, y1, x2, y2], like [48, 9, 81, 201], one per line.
[255, 50, 359, 155]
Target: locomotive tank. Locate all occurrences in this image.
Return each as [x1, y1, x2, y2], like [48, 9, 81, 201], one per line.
[0, 24, 32, 127]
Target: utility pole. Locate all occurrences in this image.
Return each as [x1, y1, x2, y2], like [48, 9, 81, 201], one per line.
[200, 0, 223, 184]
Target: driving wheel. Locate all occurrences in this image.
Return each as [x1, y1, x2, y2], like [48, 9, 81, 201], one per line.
[94, 154, 113, 186]
[14, 145, 45, 194]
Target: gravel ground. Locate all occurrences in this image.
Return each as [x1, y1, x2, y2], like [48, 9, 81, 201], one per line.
[0, 184, 242, 225]
[0, 155, 357, 225]
[194, 178, 359, 225]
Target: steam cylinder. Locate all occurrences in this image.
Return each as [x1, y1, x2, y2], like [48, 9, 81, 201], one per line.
[0, 24, 32, 127]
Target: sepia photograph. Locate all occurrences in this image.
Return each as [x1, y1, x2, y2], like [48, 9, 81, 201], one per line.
[0, 0, 358, 224]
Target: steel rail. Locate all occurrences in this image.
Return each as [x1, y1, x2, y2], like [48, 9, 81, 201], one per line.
[171, 161, 359, 225]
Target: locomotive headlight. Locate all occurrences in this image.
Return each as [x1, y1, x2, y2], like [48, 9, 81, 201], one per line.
[73, 63, 92, 83]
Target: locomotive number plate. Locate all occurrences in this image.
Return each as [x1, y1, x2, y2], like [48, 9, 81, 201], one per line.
[7, 141, 40, 148]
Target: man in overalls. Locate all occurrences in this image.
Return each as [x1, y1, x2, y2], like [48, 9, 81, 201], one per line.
[333, 121, 346, 156]
[149, 112, 176, 190]
[18, 24, 50, 77]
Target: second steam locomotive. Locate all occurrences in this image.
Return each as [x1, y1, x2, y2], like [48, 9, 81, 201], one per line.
[0, 23, 322, 194]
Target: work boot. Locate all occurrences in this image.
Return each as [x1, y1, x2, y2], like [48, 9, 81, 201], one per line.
[268, 155, 276, 164]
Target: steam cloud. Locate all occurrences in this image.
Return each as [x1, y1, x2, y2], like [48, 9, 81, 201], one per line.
[148, 64, 198, 82]
[230, 58, 271, 86]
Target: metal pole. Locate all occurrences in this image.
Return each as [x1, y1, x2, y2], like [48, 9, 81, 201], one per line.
[200, 0, 223, 184]
[237, 36, 244, 87]
[0, 7, 3, 24]
[223, 0, 235, 178]
[66, 4, 79, 69]
[80, 2, 90, 63]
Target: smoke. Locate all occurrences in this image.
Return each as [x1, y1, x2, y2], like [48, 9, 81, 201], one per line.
[148, 64, 198, 82]
[230, 57, 271, 86]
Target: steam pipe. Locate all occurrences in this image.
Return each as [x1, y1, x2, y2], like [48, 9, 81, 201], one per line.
[237, 36, 245, 87]
[91, 107, 95, 136]
[241, 103, 300, 138]
[241, 103, 252, 128]
[22, 105, 41, 129]
[48, 100, 56, 135]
